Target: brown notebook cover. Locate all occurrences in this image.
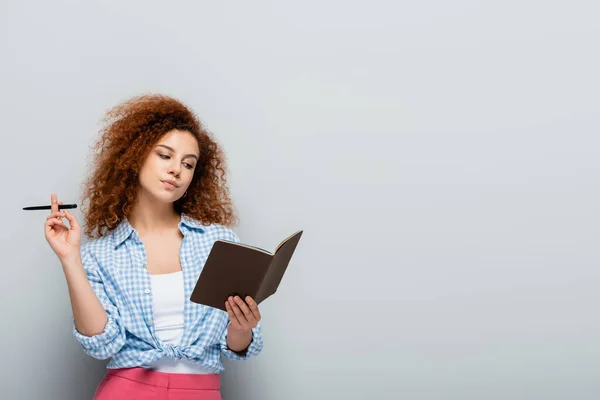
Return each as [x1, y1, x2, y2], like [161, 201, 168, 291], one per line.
[190, 230, 303, 311]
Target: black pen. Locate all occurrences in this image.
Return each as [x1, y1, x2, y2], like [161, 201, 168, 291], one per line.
[23, 204, 78, 211]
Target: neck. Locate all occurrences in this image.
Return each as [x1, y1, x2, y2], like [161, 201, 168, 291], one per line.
[128, 190, 181, 234]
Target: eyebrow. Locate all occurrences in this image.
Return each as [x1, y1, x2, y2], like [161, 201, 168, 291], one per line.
[156, 144, 199, 161]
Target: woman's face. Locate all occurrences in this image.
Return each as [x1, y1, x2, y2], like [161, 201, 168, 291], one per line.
[138, 129, 200, 204]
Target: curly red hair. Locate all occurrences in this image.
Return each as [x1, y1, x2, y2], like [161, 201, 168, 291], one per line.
[80, 94, 238, 238]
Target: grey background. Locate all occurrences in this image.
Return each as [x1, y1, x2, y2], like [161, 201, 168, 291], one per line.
[1, 1, 599, 399]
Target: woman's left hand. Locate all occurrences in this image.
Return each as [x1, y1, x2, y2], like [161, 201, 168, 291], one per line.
[225, 295, 261, 332]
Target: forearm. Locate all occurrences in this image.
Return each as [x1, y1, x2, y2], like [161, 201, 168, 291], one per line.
[226, 326, 253, 352]
[61, 253, 108, 337]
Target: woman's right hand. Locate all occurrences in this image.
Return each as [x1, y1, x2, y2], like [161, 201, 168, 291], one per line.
[45, 193, 82, 262]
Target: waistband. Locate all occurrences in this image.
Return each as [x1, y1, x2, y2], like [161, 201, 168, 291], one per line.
[108, 367, 221, 390]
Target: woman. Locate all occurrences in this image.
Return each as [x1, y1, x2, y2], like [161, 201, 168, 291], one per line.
[44, 94, 263, 399]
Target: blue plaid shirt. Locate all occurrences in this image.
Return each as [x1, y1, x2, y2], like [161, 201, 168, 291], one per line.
[72, 213, 263, 373]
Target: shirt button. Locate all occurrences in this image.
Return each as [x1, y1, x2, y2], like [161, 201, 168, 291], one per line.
[144, 289, 151, 294]
[147, 319, 153, 326]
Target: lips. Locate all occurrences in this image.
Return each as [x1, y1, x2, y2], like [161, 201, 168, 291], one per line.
[161, 180, 178, 189]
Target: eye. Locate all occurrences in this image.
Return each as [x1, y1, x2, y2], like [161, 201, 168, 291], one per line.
[184, 163, 194, 170]
[158, 154, 170, 159]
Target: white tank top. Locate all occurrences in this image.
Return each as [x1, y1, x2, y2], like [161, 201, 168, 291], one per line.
[143, 271, 214, 374]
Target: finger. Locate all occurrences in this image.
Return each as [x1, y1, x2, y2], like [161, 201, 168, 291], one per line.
[229, 296, 249, 327]
[225, 301, 241, 326]
[45, 217, 56, 234]
[234, 296, 255, 322]
[46, 214, 66, 227]
[225, 301, 235, 319]
[46, 212, 66, 226]
[46, 216, 67, 232]
[63, 210, 80, 231]
[245, 296, 261, 321]
[46, 212, 65, 221]
[51, 193, 58, 214]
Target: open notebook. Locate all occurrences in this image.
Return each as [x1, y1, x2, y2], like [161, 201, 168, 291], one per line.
[190, 230, 303, 311]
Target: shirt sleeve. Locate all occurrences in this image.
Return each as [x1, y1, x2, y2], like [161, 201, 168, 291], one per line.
[71, 245, 126, 360]
[218, 227, 264, 360]
[220, 323, 264, 360]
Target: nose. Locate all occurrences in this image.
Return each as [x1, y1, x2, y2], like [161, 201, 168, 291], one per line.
[168, 160, 181, 177]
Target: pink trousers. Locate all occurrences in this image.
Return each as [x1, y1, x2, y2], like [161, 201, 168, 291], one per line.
[93, 367, 222, 400]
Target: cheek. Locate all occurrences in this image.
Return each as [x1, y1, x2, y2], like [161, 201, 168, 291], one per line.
[185, 168, 196, 181]
[140, 157, 159, 173]
[137, 171, 152, 189]
[138, 160, 161, 183]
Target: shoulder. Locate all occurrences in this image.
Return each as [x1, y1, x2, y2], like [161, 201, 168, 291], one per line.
[79, 231, 118, 268]
[81, 232, 115, 253]
[204, 223, 240, 243]
[181, 214, 240, 244]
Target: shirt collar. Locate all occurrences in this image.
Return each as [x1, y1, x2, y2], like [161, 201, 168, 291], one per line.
[112, 212, 205, 248]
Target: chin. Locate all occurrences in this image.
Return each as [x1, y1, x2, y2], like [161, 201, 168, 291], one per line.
[159, 192, 181, 203]
[139, 181, 183, 203]
[145, 187, 179, 203]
